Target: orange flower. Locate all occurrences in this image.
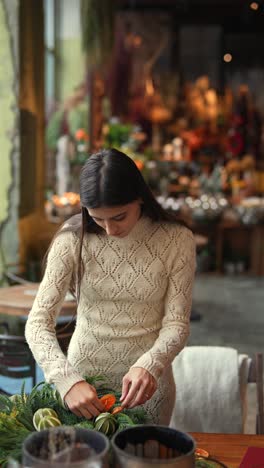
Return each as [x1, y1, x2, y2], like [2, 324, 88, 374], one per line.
[75, 129, 89, 141]
[99, 394, 116, 411]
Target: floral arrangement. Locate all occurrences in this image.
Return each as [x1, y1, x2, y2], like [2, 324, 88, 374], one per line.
[45, 192, 81, 221]
[103, 120, 133, 149]
[0, 375, 147, 466]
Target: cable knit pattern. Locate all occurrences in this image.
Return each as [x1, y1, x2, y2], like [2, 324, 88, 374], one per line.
[25, 216, 196, 424]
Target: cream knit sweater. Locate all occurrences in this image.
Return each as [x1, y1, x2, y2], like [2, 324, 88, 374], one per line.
[25, 216, 196, 424]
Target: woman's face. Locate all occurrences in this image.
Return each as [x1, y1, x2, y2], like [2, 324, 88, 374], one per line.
[87, 200, 142, 238]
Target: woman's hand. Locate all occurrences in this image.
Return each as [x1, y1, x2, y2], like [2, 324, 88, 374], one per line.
[64, 381, 105, 419]
[120, 367, 157, 408]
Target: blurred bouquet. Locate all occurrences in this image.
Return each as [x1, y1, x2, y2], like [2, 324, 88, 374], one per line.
[102, 118, 133, 149]
[45, 192, 81, 221]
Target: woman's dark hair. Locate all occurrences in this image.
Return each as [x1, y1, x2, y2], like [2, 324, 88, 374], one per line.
[80, 148, 174, 229]
[45, 148, 183, 303]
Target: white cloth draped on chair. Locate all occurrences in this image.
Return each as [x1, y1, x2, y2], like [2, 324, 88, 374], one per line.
[170, 346, 250, 434]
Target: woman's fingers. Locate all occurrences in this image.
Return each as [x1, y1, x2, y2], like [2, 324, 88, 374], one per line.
[121, 367, 157, 408]
[68, 400, 103, 419]
[121, 381, 140, 408]
[69, 407, 83, 418]
[64, 381, 104, 419]
[128, 380, 156, 408]
[129, 387, 149, 408]
[120, 376, 131, 402]
[87, 400, 104, 418]
[93, 399, 105, 413]
[79, 407, 93, 420]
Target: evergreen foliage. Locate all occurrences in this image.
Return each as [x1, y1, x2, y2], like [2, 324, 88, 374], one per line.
[0, 376, 148, 466]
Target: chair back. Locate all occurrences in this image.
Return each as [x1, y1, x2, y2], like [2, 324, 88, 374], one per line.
[248, 352, 264, 434]
[170, 346, 264, 434]
[0, 334, 36, 390]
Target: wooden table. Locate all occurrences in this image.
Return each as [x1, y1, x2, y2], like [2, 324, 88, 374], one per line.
[0, 283, 76, 317]
[192, 432, 264, 467]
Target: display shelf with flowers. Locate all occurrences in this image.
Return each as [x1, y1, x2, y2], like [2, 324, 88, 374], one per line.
[157, 193, 229, 225]
[45, 192, 81, 223]
[0, 375, 147, 467]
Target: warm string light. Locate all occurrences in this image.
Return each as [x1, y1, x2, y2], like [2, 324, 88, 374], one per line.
[223, 53, 232, 63]
[250, 2, 259, 10]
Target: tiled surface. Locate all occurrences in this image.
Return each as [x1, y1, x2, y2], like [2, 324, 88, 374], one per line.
[190, 274, 264, 357]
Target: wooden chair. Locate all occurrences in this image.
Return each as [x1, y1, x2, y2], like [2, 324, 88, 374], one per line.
[0, 321, 10, 334]
[0, 333, 36, 395]
[248, 352, 264, 434]
[0, 318, 74, 395]
[0, 330, 74, 395]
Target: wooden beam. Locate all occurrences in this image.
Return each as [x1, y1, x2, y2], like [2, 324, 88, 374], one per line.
[19, 0, 45, 217]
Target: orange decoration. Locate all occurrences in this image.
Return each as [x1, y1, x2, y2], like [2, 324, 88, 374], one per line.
[100, 394, 116, 411]
[75, 128, 89, 141]
[195, 448, 209, 458]
[111, 406, 124, 415]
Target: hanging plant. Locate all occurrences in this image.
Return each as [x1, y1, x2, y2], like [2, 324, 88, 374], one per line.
[80, 0, 117, 68]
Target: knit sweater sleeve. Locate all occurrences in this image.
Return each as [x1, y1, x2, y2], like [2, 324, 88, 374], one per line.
[25, 230, 85, 399]
[131, 227, 196, 380]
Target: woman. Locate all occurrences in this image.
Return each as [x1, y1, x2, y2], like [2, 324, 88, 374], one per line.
[25, 148, 196, 425]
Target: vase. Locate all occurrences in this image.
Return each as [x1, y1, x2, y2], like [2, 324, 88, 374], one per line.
[22, 426, 109, 467]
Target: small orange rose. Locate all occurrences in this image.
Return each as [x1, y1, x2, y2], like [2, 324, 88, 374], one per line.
[75, 129, 89, 141]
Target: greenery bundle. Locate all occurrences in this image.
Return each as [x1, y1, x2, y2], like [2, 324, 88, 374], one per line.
[0, 375, 147, 467]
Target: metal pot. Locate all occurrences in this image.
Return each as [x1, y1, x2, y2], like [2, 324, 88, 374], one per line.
[111, 425, 196, 468]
